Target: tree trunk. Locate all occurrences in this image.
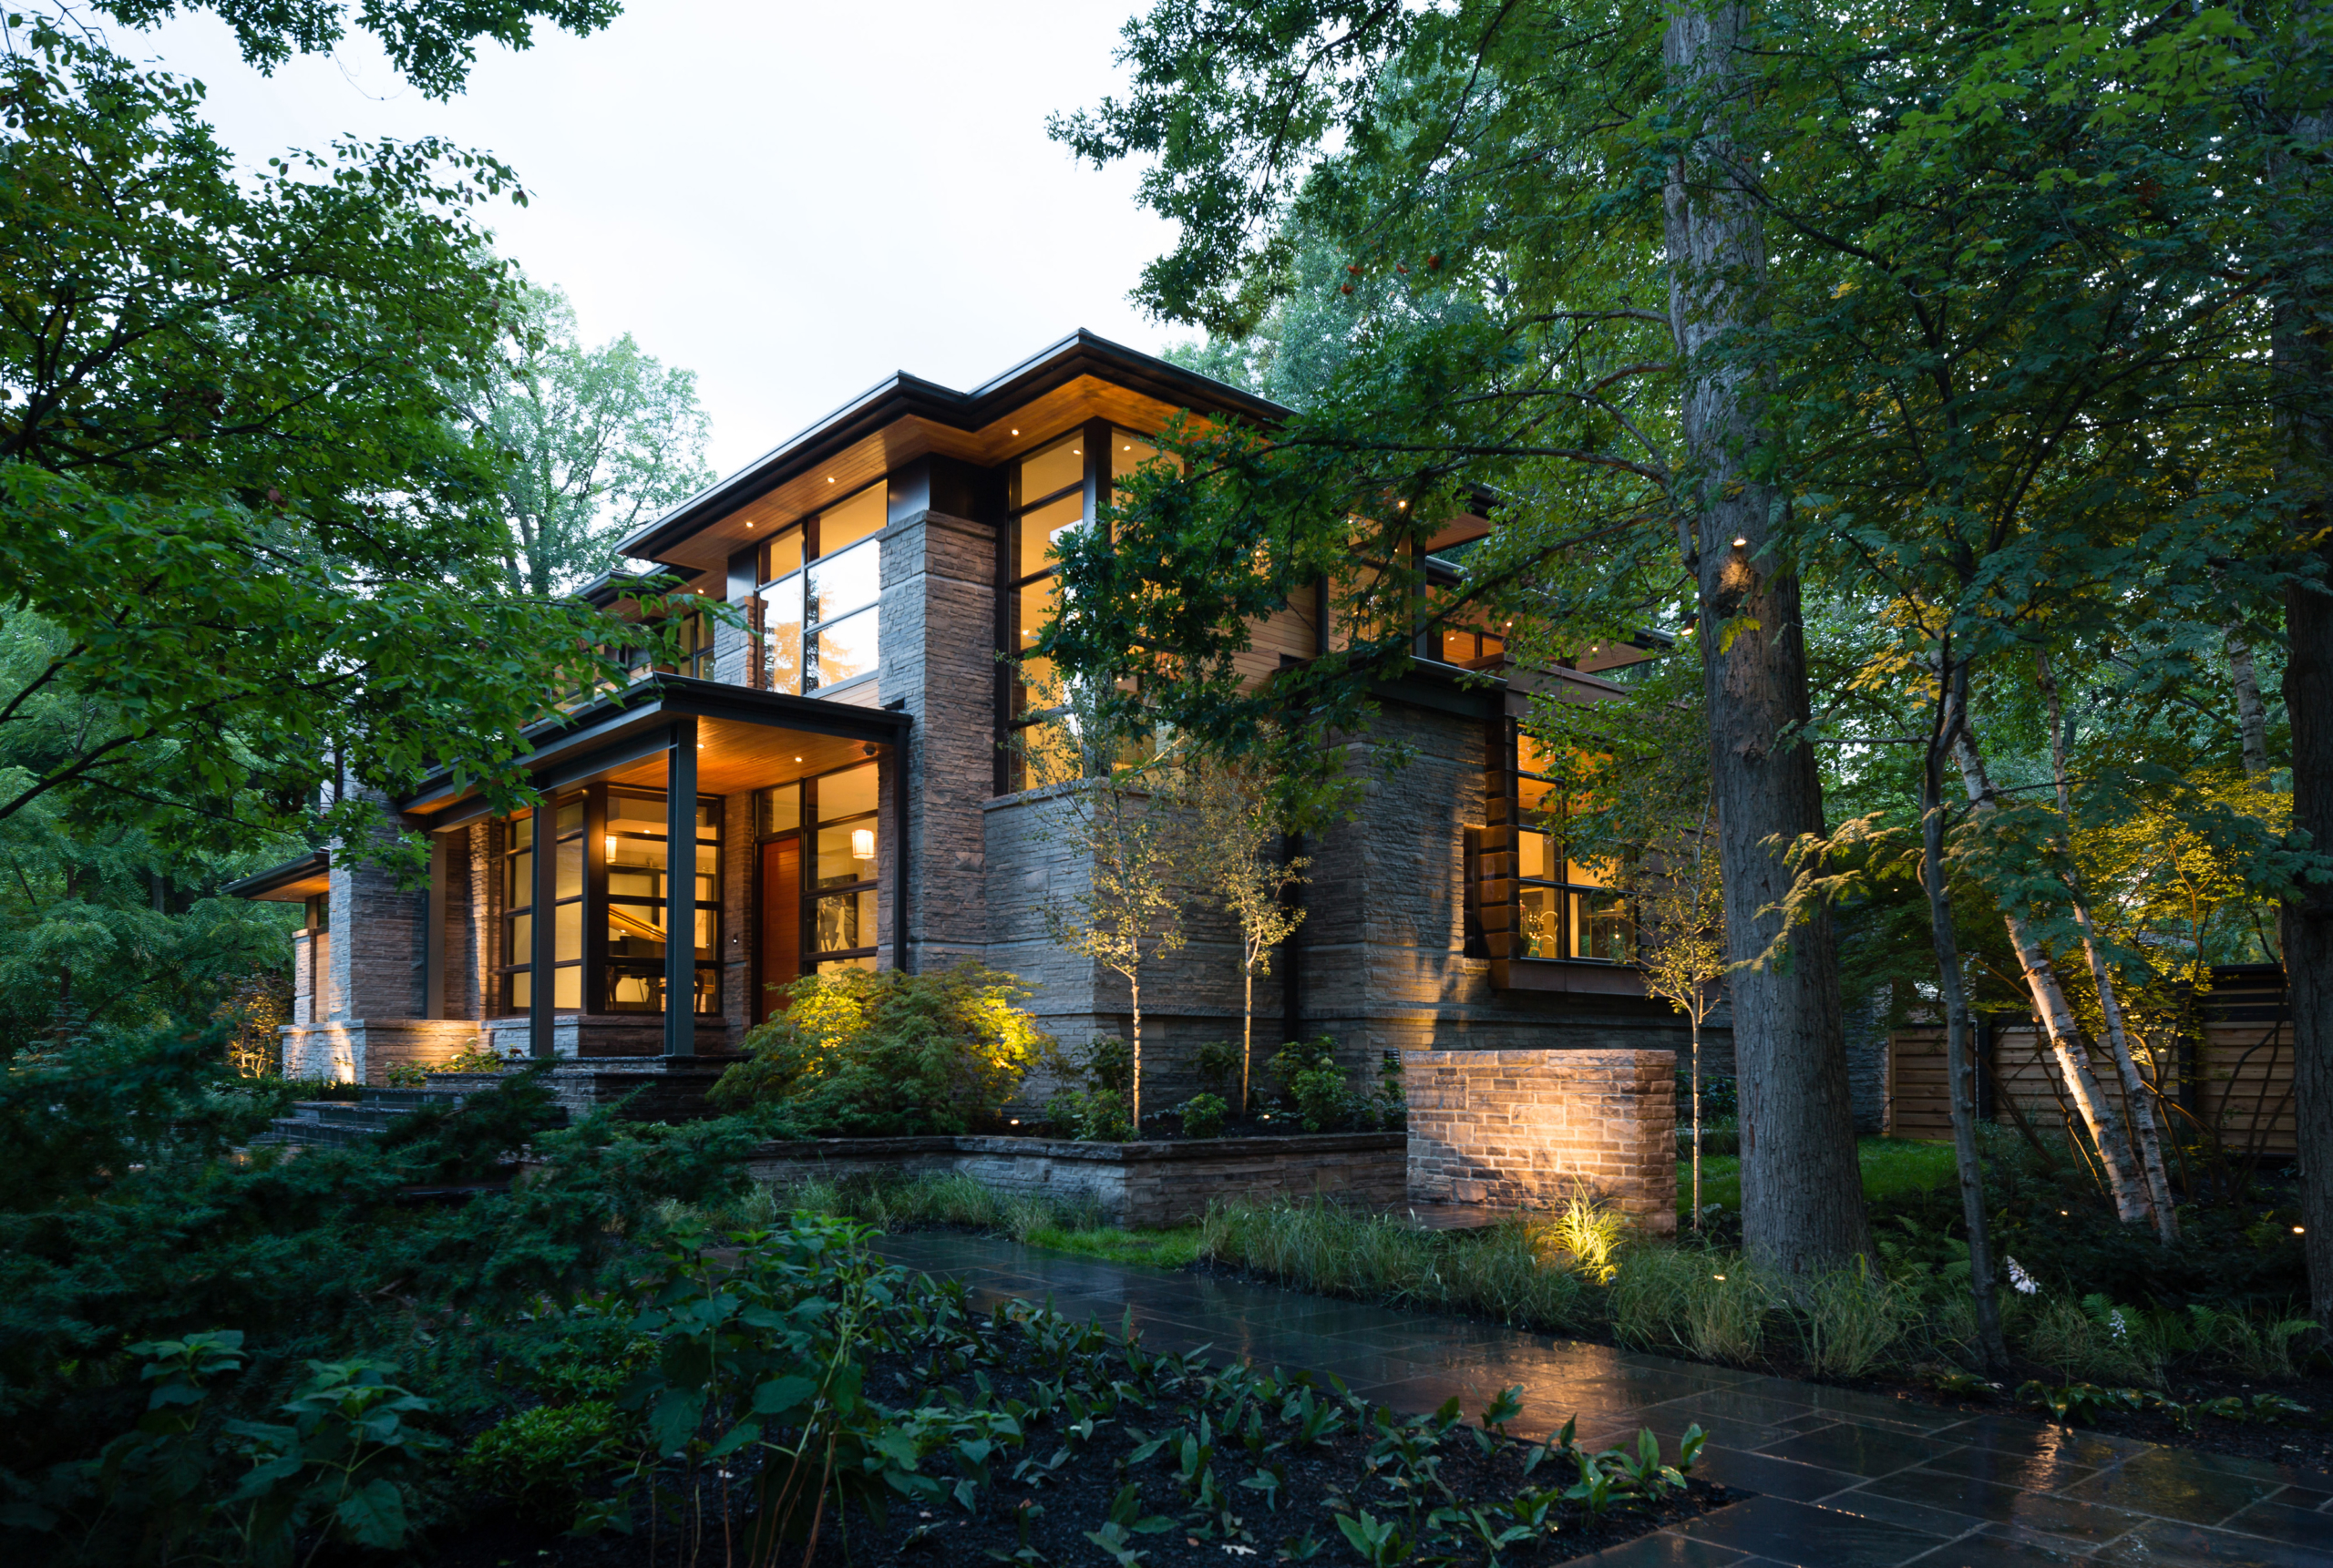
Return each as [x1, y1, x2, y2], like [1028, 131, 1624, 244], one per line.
[1241, 967, 1254, 1118]
[2036, 651, 2179, 1242]
[1924, 662, 2009, 1370]
[1948, 719, 2154, 1227]
[1666, 0, 1871, 1272]
[2225, 629, 2270, 780]
[2272, 0, 2333, 1330]
[1690, 1009, 1702, 1230]
[1130, 970, 1145, 1132]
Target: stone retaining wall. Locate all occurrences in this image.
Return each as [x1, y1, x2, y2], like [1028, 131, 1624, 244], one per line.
[1403, 1049, 1676, 1235]
[279, 1019, 482, 1083]
[745, 1132, 1406, 1229]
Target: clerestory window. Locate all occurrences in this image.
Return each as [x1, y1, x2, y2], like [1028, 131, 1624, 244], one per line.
[758, 482, 884, 697]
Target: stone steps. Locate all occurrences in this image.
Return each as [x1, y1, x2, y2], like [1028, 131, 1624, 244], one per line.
[255, 1081, 511, 1149]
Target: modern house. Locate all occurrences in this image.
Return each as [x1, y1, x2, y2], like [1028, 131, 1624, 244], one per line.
[229, 331, 1742, 1113]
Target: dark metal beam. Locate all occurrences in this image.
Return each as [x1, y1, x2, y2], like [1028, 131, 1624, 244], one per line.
[529, 796, 555, 1059]
[665, 719, 697, 1057]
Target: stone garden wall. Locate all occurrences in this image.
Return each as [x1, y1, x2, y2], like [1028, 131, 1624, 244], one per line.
[1403, 1049, 1677, 1234]
[745, 1132, 1407, 1229]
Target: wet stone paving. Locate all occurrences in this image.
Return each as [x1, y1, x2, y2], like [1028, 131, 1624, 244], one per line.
[872, 1234, 2333, 1568]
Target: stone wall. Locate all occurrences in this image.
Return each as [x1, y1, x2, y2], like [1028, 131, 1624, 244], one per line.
[327, 819, 426, 1023]
[278, 1019, 481, 1083]
[745, 1132, 1406, 1229]
[883, 507, 1002, 972]
[1403, 1048, 1677, 1235]
[981, 784, 1286, 1112]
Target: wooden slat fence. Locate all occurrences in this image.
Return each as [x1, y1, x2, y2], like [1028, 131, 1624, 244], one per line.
[1883, 965, 2294, 1158]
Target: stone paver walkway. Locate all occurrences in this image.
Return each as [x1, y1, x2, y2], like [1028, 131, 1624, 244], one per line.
[874, 1234, 2333, 1568]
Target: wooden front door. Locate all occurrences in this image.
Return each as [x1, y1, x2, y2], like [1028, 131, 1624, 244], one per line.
[757, 838, 801, 1023]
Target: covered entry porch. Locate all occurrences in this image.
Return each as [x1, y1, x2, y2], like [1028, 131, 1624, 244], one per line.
[402, 676, 911, 1062]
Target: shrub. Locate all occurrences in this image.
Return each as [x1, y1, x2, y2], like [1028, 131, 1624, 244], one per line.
[459, 1400, 632, 1525]
[1269, 1040, 1358, 1132]
[711, 961, 1049, 1135]
[1179, 1091, 1228, 1139]
[1043, 1037, 1135, 1141]
[434, 1044, 522, 1074]
[1194, 1039, 1241, 1098]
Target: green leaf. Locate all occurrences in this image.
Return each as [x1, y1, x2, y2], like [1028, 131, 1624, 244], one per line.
[334, 1479, 407, 1549]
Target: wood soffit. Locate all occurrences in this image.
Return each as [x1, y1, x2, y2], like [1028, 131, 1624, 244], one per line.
[604, 722, 879, 798]
[648, 374, 1215, 579]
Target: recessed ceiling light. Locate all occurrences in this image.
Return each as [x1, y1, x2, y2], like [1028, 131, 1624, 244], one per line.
[795, 756, 802, 763]
[1011, 428, 1019, 436]
[827, 477, 836, 484]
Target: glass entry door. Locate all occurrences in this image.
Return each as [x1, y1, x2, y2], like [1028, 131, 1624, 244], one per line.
[757, 838, 801, 1023]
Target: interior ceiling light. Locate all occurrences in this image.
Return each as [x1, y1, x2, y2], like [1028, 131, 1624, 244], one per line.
[1011, 428, 1019, 436]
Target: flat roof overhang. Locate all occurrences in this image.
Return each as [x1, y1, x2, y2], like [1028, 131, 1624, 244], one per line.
[617, 330, 1287, 579]
[222, 848, 329, 902]
[398, 675, 911, 831]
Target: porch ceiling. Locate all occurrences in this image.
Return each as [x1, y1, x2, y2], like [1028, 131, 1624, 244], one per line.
[602, 717, 877, 796]
[399, 675, 910, 827]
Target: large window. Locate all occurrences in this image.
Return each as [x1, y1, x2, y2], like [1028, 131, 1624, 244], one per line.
[496, 787, 720, 1017]
[602, 788, 722, 1015]
[1511, 735, 1634, 963]
[499, 795, 583, 1012]
[758, 482, 884, 696]
[754, 760, 881, 976]
[1000, 425, 1158, 792]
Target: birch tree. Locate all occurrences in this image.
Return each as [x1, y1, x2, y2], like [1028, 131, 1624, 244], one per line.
[1022, 682, 1189, 1133]
[1189, 759, 1309, 1117]
[1633, 808, 1727, 1230]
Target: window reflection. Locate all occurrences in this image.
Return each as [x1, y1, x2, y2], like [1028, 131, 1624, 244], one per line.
[808, 609, 878, 688]
[756, 487, 884, 695]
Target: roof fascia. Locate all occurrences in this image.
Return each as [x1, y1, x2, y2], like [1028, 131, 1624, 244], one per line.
[396, 676, 911, 819]
[617, 330, 1287, 565]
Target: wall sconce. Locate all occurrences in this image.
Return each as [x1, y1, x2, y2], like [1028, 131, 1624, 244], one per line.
[605, 835, 617, 862]
[851, 828, 876, 861]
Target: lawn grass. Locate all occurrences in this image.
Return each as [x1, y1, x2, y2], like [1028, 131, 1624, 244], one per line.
[1022, 1224, 1202, 1268]
[1679, 1135, 1957, 1221]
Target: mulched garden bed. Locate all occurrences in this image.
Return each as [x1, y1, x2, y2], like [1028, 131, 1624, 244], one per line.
[425, 1286, 1741, 1567]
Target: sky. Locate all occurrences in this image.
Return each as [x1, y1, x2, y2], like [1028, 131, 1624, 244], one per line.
[120, 0, 1185, 476]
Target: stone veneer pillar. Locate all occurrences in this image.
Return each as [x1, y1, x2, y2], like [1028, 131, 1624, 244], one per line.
[1402, 1049, 1678, 1234]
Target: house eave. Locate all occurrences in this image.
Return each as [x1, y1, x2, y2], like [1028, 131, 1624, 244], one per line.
[615, 329, 1287, 566]
[396, 674, 911, 822]
[221, 849, 329, 902]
